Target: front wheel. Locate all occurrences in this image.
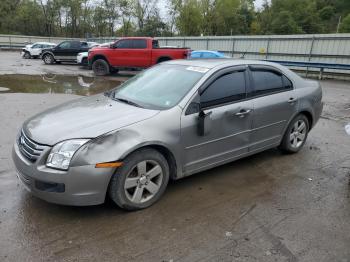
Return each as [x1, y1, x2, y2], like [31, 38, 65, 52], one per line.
[108, 149, 169, 210]
[43, 53, 54, 64]
[92, 59, 110, 76]
[279, 114, 309, 153]
[23, 51, 31, 59]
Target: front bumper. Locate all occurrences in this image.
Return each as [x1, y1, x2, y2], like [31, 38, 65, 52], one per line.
[12, 142, 115, 206]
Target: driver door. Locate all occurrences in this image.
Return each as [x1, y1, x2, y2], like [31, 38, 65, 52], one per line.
[180, 67, 253, 175]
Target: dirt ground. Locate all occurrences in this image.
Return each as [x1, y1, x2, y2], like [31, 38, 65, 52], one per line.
[0, 51, 350, 262]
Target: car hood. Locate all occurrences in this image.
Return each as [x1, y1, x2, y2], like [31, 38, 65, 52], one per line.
[23, 94, 159, 146]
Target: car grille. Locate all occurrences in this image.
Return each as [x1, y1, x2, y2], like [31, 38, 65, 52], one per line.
[17, 130, 45, 163]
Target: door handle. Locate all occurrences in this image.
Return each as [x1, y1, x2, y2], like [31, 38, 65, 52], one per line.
[288, 98, 297, 104]
[235, 109, 252, 118]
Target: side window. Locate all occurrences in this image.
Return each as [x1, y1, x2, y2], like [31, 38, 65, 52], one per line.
[71, 41, 80, 49]
[282, 75, 293, 89]
[32, 44, 40, 48]
[200, 71, 246, 108]
[191, 52, 201, 58]
[115, 40, 132, 48]
[81, 42, 88, 48]
[58, 41, 71, 49]
[133, 39, 147, 49]
[251, 70, 292, 96]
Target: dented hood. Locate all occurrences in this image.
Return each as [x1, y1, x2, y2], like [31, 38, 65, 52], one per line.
[23, 94, 159, 146]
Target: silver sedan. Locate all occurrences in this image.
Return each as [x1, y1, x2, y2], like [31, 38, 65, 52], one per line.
[12, 59, 323, 210]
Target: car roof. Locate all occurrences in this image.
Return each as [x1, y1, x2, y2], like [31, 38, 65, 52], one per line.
[165, 59, 285, 70]
[34, 42, 55, 45]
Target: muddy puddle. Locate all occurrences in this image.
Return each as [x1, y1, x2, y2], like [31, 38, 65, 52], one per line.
[0, 74, 126, 96]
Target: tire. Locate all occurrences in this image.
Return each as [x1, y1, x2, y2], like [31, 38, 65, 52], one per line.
[23, 51, 31, 59]
[92, 59, 110, 76]
[108, 148, 170, 210]
[43, 53, 54, 64]
[81, 57, 88, 67]
[279, 114, 309, 153]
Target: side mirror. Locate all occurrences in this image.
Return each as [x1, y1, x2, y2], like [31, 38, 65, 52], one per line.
[198, 110, 212, 136]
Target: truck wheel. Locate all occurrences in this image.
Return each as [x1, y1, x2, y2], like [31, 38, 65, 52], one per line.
[23, 51, 31, 59]
[92, 59, 110, 76]
[43, 53, 54, 64]
[108, 148, 169, 210]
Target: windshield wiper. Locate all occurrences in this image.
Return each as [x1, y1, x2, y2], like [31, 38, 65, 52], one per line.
[113, 97, 143, 108]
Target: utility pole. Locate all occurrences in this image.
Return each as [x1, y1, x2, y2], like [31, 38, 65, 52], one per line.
[336, 16, 342, 33]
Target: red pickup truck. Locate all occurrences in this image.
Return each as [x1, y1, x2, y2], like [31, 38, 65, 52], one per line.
[88, 37, 191, 75]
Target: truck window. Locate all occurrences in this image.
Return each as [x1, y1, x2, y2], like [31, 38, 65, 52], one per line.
[71, 42, 80, 49]
[133, 39, 147, 49]
[115, 40, 132, 49]
[58, 41, 72, 49]
[152, 40, 159, 48]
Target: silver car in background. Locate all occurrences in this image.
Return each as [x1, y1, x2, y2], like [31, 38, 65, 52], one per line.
[12, 59, 323, 210]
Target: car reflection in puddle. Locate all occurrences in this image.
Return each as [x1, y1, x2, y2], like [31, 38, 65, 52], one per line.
[0, 74, 126, 96]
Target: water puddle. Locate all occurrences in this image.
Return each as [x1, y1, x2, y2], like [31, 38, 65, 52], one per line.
[0, 74, 126, 96]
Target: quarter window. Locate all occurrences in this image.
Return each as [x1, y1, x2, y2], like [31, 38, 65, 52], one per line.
[251, 70, 292, 96]
[201, 71, 246, 108]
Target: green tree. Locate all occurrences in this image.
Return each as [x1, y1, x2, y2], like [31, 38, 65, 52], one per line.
[270, 10, 303, 34]
[339, 13, 350, 32]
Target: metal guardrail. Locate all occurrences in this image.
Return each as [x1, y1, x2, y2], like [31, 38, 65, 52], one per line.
[266, 60, 350, 79]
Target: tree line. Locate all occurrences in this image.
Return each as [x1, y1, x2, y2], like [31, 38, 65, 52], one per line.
[0, 0, 349, 38]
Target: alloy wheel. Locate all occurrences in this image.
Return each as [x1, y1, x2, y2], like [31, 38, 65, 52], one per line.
[44, 54, 53, 64]
[290, 119, 307, 148]
[124, 160, 163, 204]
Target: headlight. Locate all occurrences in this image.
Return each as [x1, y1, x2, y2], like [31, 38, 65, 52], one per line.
[46, 139, 89, 170]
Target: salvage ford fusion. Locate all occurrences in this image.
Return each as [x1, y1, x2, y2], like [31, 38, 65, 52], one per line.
[12, 59, 323, 210]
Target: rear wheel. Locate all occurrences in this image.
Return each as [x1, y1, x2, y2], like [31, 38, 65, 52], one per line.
[279, 114, 309, 153]
[92, 59, 110, 76]
[108, 148, 169, 210]
[43, 53, 54, 64]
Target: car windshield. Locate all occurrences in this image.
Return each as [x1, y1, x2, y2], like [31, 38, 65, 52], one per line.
[111, 64, 206, 110]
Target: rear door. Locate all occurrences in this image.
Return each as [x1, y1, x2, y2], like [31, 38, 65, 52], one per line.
[248, 65, 297, 151]
[181, 67, 253, 175]
[131, 39, 151, 67]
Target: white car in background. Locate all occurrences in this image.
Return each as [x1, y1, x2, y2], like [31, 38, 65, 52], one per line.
[21, 42, 56, 59]
[77, 42, 113, 66]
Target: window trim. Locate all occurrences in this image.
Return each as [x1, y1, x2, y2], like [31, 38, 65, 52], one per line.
[199, 65, 248, 110]
[248, 65, 294, 98]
